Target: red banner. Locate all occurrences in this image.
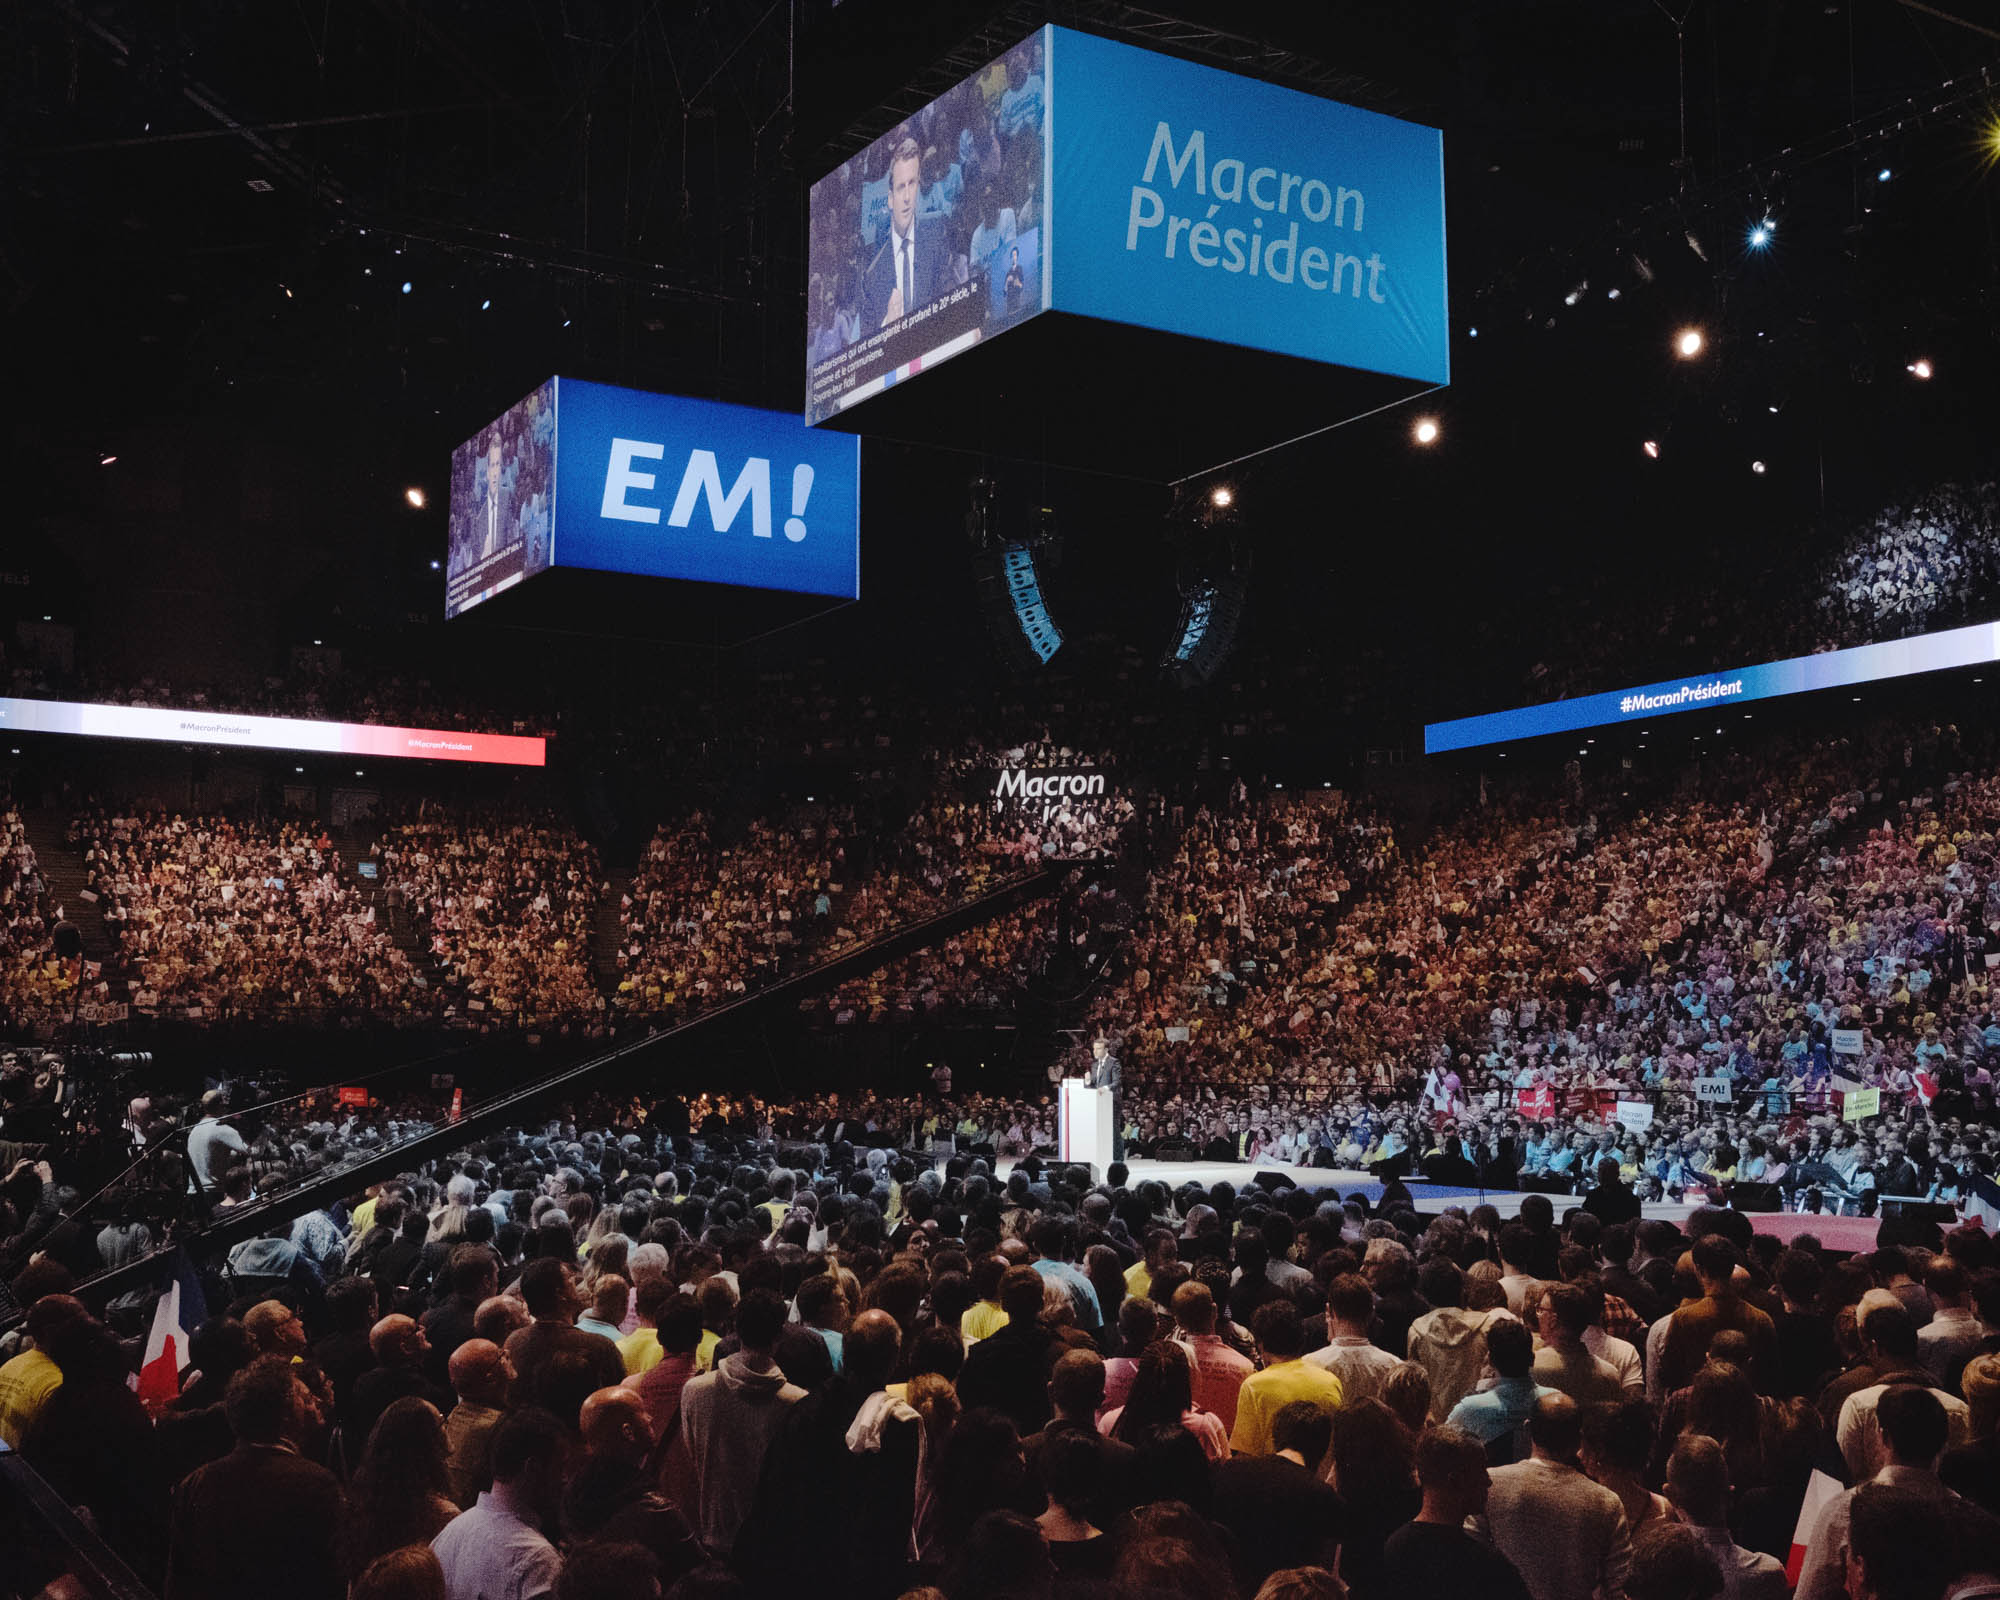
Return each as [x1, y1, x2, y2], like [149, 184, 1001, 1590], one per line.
[337, 1086, 369, 1107]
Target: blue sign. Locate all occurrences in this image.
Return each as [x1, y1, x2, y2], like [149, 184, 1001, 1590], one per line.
[1424, 620, 2000, 754]
[1046, 27, 1448, 386]
[551, 380, 859, 600]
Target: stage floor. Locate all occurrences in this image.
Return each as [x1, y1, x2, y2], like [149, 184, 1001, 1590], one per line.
[997, 1155, 1884, 1251]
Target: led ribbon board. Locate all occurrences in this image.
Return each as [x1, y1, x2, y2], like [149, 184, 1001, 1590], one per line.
[0, 697, 547, 767]
[1424, 620, 2000, 755]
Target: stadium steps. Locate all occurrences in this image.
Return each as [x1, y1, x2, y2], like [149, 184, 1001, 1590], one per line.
[592, 867, 630, 990]
[21, 813, 113, 961]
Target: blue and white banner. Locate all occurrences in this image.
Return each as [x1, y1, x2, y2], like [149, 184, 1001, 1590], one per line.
[450, 378, 860, 616]
[1425, 619, 2000, 754]
[1047, 27, 1448, 386]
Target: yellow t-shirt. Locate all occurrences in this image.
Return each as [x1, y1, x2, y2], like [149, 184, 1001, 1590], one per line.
[961, 1301, 1009, 1343]
[1228, 1359, 1343, 1456]
[695, 1329, 720, 1373]
[618, 1327, 663, 1377]
[1124, 1261, 1153, 1303]
[0, 1349, 64, 1450]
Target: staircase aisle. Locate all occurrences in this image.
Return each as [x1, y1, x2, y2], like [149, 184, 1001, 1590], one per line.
[22, 812, 113, 961]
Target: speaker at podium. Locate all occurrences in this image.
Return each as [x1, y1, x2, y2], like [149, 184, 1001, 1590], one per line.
[1059, 1079, 1113, 1179]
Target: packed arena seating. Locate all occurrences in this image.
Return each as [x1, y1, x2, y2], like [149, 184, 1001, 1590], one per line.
[70, 808, 429, 1025]
[375, 816, 606, 1032]
[0, 805, 62, 1033]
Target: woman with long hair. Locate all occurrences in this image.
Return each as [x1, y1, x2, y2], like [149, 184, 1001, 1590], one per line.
[338, 1397, 458, 1580]
[1104, 1340, 1229, 1460]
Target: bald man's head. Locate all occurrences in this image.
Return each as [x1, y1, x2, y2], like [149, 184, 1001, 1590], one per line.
[577, 1386, 650, 1465]
[370, 1313, 428, 1368]
[846, 1308, 902, 1393]
[449, 1338, 511, 1407]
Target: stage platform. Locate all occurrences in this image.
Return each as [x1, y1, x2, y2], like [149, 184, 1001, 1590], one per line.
[997, 1155, 1887, 1252]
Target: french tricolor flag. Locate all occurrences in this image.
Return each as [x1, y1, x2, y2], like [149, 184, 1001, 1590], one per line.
[1964, 1174, 2000, 1234]
[1788, 1469, 1844, 1585]
[134, 1251, 204, 1412]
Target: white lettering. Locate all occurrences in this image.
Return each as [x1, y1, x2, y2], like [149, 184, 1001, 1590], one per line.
[1126, 185, 1164, 250]
[1210, 158, 1244, 204]
[668, 452, 772, 539]
[1335, 186, 1365, 230]
[1247, 167, 1278, 210]
[1141, 123, 1206, 193]
[601, 438, 666, 524]
[1299, 179, 1332, 223]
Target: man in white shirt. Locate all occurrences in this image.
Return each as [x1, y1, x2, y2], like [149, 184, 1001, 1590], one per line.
[1664, 1434, 1786, 1600]
[1306, 1273, 1402, 1403]
[1796, 1386, 1960, 1600]
[432, 1407, 567, 1600]
[186, 1089, 247, 1194]
[1836, 1307, 1971, 1480]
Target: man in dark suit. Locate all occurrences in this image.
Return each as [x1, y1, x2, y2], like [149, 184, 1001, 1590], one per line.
[863, 137, 947, 329]
[166, 1355, 345, 1600]
[1088, 1036, 1124, 1161]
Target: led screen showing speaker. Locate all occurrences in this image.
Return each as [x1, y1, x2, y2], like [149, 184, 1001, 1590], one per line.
[804, 27, 1448, 427]
[805, 32, 1052, 425]
[447, 379, 861, 619]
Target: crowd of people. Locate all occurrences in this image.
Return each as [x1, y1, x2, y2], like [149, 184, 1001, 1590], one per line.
[14, 1103, 2000, 1600]
[71, 807, 427, 1025]
[376, 816, 605, 1031]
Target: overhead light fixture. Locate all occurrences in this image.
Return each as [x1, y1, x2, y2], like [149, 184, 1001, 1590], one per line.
[1643, 440, 1660, 459]
[99, 453, 117, 466]
[1675, 327, 1705, 358]
[1878, 167, 1893, 182]
[1747, 219, 1774, 249]
[1412, 417, 1440, 445]
[401, 281, 413, 295]
[481, 299, 492, 311]
[1210, 486, 1234, 508]
[1606, 287, 1622, 301]
[405, 487, 427, 509]
[429, 559, 441, 571]
[1751, 459, 1768, 475]
[1908, 358, 1934, 379]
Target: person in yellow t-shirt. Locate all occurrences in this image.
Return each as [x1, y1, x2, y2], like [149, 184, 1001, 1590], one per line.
[1229, 1300, 1344, 1456]
[1125, 1230, 1179, 1305]
[962, 1254, 1010, 1344]
[0, 1297, 85, 1450]
[617, 1279, 675, 1377]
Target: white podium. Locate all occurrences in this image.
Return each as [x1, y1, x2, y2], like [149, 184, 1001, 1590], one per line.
[1059, 1080, 1113, 1176]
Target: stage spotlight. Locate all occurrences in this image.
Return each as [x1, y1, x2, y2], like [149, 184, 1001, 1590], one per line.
[1747, 219, 1774, 249]
[429, 559, 441, 571]
[1909, 358, 1934, 379]
[1878, 167, 1893, 182]
[405, 487, 427, 509]
[1467, 326, 1478, 338]
[1643, 440, 1660, 459]
[1413, 417, 1440, 445]
[1684, 230, 1707, 263]
[1210, 486, 1234, 509]
[1675, 327, 1705, 358]
[481, 299, 492, 311]
[99, 453, 117, 466]
[1606, 287, 1622, 301]
[401, 281, 413, 295]
[281, 285, 293, 299]
[1751, 459, 1768, 475]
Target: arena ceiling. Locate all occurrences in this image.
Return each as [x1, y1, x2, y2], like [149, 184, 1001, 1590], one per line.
[3, 0, 1998, 656]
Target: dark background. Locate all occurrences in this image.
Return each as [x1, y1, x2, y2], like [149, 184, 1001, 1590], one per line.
[3, 0, 1997, 754]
